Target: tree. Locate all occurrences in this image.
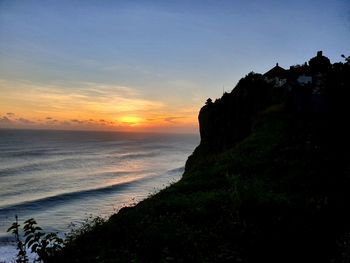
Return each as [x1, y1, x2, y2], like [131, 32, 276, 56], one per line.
[341, 54, 350, 64]
[205, 98, 213, 105]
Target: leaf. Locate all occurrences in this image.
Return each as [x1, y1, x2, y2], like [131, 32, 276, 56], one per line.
[7, 225, 16, 232]
[27, 239, 36, 248]
[24, 235, 33, 244]
[23, 225, 31, 231]
[32, 243, 38, 252]
[24, 218, 35, 224]
[7, 222, 20, 232]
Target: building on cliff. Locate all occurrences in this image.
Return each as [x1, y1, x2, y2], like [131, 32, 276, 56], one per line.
[287, 51, 332, 113]
[263, 63, 287, 87]
[296, 74, 312, 86]
[309, 51, 331, 73]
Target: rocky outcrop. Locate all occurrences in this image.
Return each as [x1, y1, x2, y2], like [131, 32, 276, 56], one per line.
[198, 72, 283, 152]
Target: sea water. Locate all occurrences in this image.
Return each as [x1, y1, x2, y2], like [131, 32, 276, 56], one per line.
[0, 129, 199, 261]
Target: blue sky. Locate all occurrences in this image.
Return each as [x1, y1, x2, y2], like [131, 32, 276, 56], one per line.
[0, 0, 349, 132]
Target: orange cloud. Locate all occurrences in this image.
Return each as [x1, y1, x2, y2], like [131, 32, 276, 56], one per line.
[0, 79, 199, 133]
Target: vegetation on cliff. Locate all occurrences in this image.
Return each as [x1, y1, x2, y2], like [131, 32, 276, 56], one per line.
[41, 53, 350, 262]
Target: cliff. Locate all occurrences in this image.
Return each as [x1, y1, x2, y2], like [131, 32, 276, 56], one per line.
[185, 72, 284, 173]
[198, 73, 281, 151]
[186, 52, 350, 172]
[50, 53, 350, 262]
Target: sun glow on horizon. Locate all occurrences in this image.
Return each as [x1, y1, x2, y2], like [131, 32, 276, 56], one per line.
[0, 79, 200, 133]
[1, 0, 348, 135]
[119, 116, 142, 126]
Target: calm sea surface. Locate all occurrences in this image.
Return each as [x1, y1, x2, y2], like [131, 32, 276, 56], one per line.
[0, 129, 199, 261]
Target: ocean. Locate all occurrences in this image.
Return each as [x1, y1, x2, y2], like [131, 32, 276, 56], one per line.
[0, 129, 199, 261]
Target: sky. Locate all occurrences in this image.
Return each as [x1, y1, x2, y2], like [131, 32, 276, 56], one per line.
[0, 0, 349, 133]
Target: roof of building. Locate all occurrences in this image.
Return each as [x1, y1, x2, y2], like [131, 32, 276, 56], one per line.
[263, 63, 287, 78]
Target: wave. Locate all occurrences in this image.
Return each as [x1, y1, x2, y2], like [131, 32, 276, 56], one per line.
[0, 148, 61, 158]
[0, 169, 149, 199]
[0, 154, 100, 173]
[0, 177, 147, 215]
[113, 151, 159, 159]
[0, 151, 161, 178]
[91, 170, 148, 178]
[166, 166, 185, 175]
[0, 236, 13, 244]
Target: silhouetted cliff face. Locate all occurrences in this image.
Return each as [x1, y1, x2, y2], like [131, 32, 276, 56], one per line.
[198, 73, 282, 152]
[187, 53, 350, 172]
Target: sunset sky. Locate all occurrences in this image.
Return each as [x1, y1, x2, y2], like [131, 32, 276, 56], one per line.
[0, 0, 349, 133]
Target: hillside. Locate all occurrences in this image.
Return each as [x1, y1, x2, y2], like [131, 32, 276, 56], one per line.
[50, 53, 350, 262]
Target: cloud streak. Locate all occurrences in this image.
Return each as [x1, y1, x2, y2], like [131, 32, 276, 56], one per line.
[0, 116, 12, 124]
[0, 78, 165, 115]
[0, 78, 198, 132]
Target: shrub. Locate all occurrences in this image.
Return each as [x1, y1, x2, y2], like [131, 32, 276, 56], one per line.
[7, 216, 63, 263]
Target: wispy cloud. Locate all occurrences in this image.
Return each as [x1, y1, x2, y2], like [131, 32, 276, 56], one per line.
[0, 78, 165, 115]
[163, 116, 184, 123]
[146, 116, 185, 124]
[17, 118, 36, 124]
[0, 78, 198, 132]
[0, 116, 12, 124]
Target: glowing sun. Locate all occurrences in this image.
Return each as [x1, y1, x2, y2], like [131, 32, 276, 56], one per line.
[119, 116, 142, 126]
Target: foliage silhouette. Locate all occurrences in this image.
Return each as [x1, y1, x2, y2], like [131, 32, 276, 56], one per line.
[8, 216, 63, 263]
[7, 215, 28, 263]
